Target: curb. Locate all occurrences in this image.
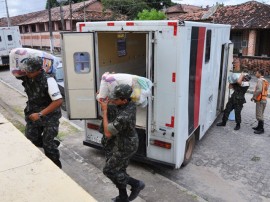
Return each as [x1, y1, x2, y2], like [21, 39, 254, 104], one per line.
[155, 173, 207, 202]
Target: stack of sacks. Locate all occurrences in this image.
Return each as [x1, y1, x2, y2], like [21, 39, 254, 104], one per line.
[228, 73, 241, 84]
[97, 72, 153, 107]
[9, 47, 60, 77]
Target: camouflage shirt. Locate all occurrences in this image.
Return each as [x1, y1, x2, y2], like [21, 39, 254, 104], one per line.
[231, 84, 249, 104]
[18, 70, 61, 125]
[101, 101, 139, 154]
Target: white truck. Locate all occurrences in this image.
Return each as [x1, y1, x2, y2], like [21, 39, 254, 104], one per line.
[0, 26, 22, 66]
[61, 20, 233, 168]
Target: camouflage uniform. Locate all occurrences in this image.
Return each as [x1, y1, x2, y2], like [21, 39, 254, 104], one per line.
[102, 102, 138, 188]
[100, 84, 144, 201]
[222, 84, 249, 124]
[18, 57, 62, 167]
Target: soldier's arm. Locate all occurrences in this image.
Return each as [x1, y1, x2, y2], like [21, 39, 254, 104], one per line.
[102, 110, 112, 138]
[98, 99, 112, 138]
[29, 99, 62, 121]
[236, 73, 244, 85]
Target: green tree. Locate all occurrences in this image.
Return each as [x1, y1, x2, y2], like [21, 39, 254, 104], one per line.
[101, 0, 149, 19]
[136, 9, 166, 20]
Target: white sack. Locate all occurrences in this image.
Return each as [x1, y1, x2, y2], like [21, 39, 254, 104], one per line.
[97, 72, 153, 107]
[9, 48, 60, 77]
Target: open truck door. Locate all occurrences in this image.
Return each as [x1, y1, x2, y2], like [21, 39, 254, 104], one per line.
[223, 43, 234, 109]
[61, 32, 97, 119]
[216, 43, 234, 113]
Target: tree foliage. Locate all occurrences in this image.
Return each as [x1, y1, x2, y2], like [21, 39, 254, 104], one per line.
[146, 0, 175, 10]
[101, 0, 149, 19]
[45, 0, 85, 9]
[136, 9, 166, 20]
[101, 0, 174, 19]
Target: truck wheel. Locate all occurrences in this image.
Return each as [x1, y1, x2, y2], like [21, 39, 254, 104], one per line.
[182, 134, 195, 166]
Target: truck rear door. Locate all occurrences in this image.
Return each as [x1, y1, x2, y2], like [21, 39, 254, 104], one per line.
[0, 30, 7, 55]
[61, 32, 97, 119]
[3, 29, 16, 51]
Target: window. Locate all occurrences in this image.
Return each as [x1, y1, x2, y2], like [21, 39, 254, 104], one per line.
[73, 52, 90, 73]
[230, 31, 243, 54]
[8, 35, 12, 41]
[205, 30, 212, 63]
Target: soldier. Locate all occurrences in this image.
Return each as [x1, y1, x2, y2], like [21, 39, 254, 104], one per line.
[98, 84, 145, 202]
[251, 70, 269, 134]
[17, 57, 63, 168]
[217, 73, 250, 130]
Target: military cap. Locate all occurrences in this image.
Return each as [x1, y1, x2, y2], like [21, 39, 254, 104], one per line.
[109, 84, 133, 100]
[25, 57, 43, 72]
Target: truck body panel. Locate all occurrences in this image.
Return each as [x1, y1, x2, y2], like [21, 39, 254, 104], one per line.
[0, 26, 21, 66]
[61, 20, 232, 168]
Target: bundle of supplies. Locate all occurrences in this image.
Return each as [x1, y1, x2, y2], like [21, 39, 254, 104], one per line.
[228, 73, 241, 84]
[9, 47, 61, 77]
[228, 72, 251, 84]
[97, 72, 153, 107]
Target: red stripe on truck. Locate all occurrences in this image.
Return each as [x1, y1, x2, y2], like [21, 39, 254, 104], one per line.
[126, 22, 134, 26]
[168, 22, 177, 36]
[79, 23, 86, 32]
[194, 27, 206, 128]
[107, 22, 115, 26]
[172, 72, 176, 82]
[166, 116, 175, 128]
[188, 27, 206, 135]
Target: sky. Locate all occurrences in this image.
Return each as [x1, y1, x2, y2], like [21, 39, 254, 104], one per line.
[0, 0, 269, 18]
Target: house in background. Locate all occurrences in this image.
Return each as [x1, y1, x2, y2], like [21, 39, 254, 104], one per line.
[167, 1, 270, 75]
[0, 0, 125, 51]
[165, 4, 202, 19]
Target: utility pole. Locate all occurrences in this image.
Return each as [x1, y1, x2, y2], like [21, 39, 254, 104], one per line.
[84, 0, 86, 22]
[48, 0, 54, 54]
[4, 0, 10, 27]
[57, 0, 67, 30]
[69, 0, 73, 31]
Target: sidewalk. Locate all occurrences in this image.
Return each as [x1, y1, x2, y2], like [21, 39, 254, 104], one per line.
[0, 113, 96, 202]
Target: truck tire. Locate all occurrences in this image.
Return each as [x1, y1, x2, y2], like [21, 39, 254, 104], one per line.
[182, 134, 196, 166]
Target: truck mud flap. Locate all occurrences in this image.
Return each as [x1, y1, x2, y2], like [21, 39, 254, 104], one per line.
[83, 140, 103, 150]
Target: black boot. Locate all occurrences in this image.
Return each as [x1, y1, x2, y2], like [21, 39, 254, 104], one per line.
[252, 121, 259, 130]
[128, 177, 145, 201]
[234, 123, 240, 130]
[254, 121, 264, 134]
[45, 152, 62, 169]
[216, 121, 226, 126]
[112, 188, 129, 202]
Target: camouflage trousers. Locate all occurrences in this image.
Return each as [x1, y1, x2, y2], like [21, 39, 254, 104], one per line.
[222, 99, 243, 124]
[25, 121, 60, 162]
[103, 148, 136, 189]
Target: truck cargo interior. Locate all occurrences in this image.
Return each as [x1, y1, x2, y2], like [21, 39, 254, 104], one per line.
[96, 32, 148, 128]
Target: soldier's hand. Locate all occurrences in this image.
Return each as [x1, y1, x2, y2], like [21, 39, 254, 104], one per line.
[29, 113, 40, 121]
[98, 98, 108, 111]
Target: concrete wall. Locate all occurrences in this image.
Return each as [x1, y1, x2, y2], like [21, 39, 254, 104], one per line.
[234, 56, 270, 76]
[21, 32, 61, 49]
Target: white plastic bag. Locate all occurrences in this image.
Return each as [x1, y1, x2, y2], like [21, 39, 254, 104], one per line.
[97, 72, 153, 107]
[228, 73, 241, 84]
[9, 48, 60, 77]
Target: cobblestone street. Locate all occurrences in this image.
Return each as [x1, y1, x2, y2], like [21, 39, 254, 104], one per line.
[160, 78, 270, 202]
